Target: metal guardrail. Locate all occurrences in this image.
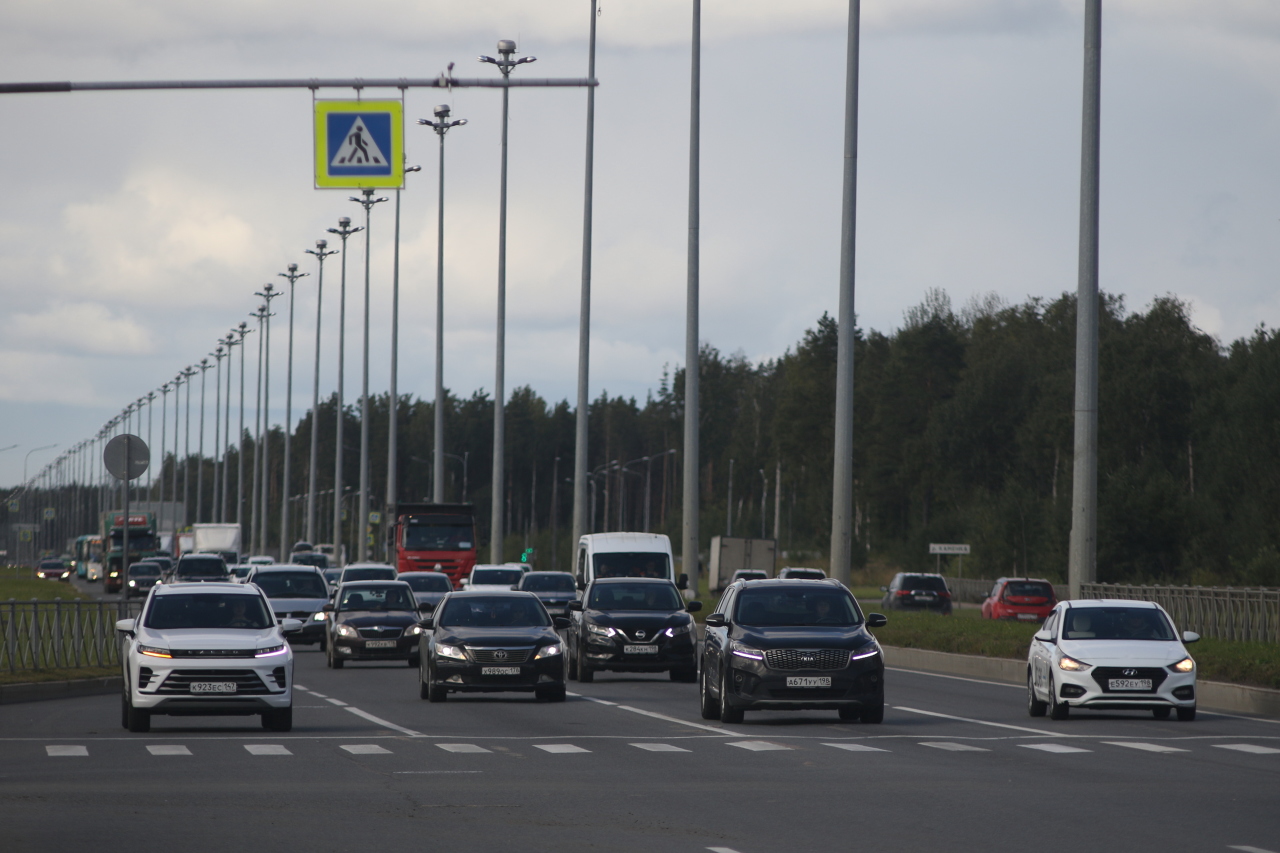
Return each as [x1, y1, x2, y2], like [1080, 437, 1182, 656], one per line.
[2, 599, 142, 673]
[1080, 583, 1280, 644]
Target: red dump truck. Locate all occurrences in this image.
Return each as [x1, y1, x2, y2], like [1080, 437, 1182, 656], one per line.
[391, 503, 477, 588]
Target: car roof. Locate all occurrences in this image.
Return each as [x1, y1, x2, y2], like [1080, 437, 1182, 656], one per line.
[342, 563, 395, 570]
[153, 582, 257, 596]
[251, 565, 323, 574]
[996, 577, 1053, 584]
[738, 577, 846, 589]
[590, 576, 675, 585]
[522, 571, 574, 577]
[581, 532, 670, 551]
[338, 579, 412, 588]
[1062, 598, 1159, 609]
[447, 589, 539, 598]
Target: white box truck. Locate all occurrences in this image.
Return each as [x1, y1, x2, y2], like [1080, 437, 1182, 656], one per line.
[192, 523, 242, 565]
[708, 536, 776, 591]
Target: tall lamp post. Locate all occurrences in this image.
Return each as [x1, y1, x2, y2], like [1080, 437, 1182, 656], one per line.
[479, 38, 537, 563]
[385, 164, 421, 545]
[181, 365, 196, 529]
[277, 263, 308, 556]
[683, 0, 702, 594]
[350, 189, 388, 563]
[305, 239, 337, 544]
[418, 105, 467, 505]
[210, 344, 226, 521]
[235, 322, 252, 529]
[326, 216, 362, 566]
[250, 305, 268, 554]
[158, 383, 171, 527]
[196, 358, 211, 523]
[254, 284, 280, 557]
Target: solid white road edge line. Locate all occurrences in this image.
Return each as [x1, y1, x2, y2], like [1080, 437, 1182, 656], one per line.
[566, 691, 617, 706]
[894, 706, 1065, 736]
[344, 706, 424, 737]
[885, 667, 1022, 689]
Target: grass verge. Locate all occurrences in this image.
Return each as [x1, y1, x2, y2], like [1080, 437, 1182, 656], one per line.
[0, 566, 93, 602]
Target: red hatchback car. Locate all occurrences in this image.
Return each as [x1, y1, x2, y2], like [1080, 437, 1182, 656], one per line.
[980, 577, 1057, 622]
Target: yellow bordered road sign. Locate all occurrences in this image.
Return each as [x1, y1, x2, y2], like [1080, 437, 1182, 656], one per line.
[314, 100, 404, 189]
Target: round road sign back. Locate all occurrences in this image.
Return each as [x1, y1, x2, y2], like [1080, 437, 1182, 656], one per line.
[104, 434, 150, 481]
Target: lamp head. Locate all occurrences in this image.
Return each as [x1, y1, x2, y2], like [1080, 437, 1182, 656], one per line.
[498, 39, 516, 56]
[288, 263, 297, 273]
[316, 238, 328, 249]
[339, 216, 351, 228]
[434, 104, 451, 118]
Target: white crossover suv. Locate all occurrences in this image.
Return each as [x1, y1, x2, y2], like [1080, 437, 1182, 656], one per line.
[1027, 599, 1199, 721]
[116, 582, 302, 733]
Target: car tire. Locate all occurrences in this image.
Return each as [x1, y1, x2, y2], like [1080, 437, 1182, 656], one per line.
[418, 660, 431, 700]
[576, 644, 594, 683]
[1048, 677, 1070, 720]
[1027, 672, 1048, 717]
[838, 706, 860, 721]
[407, 655, 420, 668]
[669, 666, 697, 683]
[860, 697, 885, 724]
[1151, 707, 1172, 720]
[699, 663, 721, 720]
[327, 644, 344, 669]
[125, 693, 150, 733]
[719, 670, 744, 724]
[262, 706, 293, 732]
[566, 641, 579, 680]
[1176, 706, 1196, 722]
[536, 684, 567, 702]
[120, 690, 130, 730]
[426, 662, 448, 703]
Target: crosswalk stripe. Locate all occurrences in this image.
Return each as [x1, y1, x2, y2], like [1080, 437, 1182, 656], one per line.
[535, 744, 591, 754]
[1214, 744, 1280, 755]
[631, 743, 691, 752]
[245, 744, 292, 756]
[341, 744, 392, 755]
[437, 744, 492, 754]
[823, 743, 890, 753]
[727, 740, 791, 752]
[1020, 743, 1092, 754]
[1104, 741, 1189, 754]
[920, 742, 989, 752]
[147, 745, 192, 756]
[45, 745, 88, 757]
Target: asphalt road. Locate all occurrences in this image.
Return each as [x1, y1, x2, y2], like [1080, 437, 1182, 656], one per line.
[2, 640, 1279, 853]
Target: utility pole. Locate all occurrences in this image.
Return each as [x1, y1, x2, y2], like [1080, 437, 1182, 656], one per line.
[350, 189, 388, 563]
[305, 240, 337, 544]
[278, 263, 307, 557]
[327, 217, 362, 566]
[683, 0, 702, 594]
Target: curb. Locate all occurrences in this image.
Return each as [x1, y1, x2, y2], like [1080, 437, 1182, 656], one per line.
[0, 676, 122, 706]
[882, 645, 1280, 719]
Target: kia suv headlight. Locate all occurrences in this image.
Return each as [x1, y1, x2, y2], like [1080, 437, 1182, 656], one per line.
[731, 641, 764, 661]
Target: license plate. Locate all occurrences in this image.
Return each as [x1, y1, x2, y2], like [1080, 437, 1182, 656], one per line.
[786, 676, 831, 688]
[189, 682, 236, 694]
[914, 595, 935, 602]
[1108, 678, 1152, 691]
[365, 640, 397, 649]
[623, 645, 659, 655]
[482, 666, 521, 676]
[1016, 613, 1039, 621]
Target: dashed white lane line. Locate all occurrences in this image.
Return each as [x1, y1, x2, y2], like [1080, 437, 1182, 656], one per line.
[708, 847, 745, 853]
[437, 743, 492, 754]
[326, 698, 349, 707]
[245, 744, 292, 756]
[341, 744, 392, 755]
[343, 706, 422, 737]
[920, 742, 989, 752]
[1104, 742, 1189, 754]
[823, 743, 889, 753]
[566, 691, 617, 706]
[46, 745, 88, 757]
[535, 744, 591, 754]
[631, 743, 691, 752]
[1020, 743, 1092, 754]
[894, 706, 1061, 736]
[727, 741, 790, 752]
[614, 704, 743, 736]
[1214, 744, 1280, 755]
[147, 745, 192, 756]
[1228, 846, 1278, 853]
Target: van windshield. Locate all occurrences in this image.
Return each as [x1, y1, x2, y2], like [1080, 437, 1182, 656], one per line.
[592, 552, 671, 580]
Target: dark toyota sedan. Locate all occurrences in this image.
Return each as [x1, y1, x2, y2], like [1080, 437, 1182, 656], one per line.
[418, 591, 568, 702]
[567, 577, 701, 683]
[700, 579, 887, 724]
[516, 571, 578, 617]
[324, 581, 424, 668]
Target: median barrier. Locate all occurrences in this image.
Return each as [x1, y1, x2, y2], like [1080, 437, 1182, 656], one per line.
[0, 675, 122, 705]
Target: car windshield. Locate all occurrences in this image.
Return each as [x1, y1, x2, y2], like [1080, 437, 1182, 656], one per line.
[323, 569, 342, 584]
[230, 566, 251, 578]
[588, 582, 683, 612]
[519, 574, 576, 593]
[404, 518, 474, 551]
[338, 585, 415, 612]
[400, 573, 452, 592]
[254, 572, 328, 599]
[437, 596, 550, 628]
[1061, 607, 1176, 641]
[784, 570, 825, 580]
[145, 593, 273, 630]
[471, 569, 523, 586]
[342, 568, 396, 582]
[735, 587, 862, 627]
[901, 575, 947, 592]
[129, 564, 161, 577]
[40, 561, 64, 569]
[592, 552, 671, 580]
[734, 571, 767, 581]
[175, 558, 227, 578]
[1006, 581, 1054, 598]
[292, 553, 328, 568]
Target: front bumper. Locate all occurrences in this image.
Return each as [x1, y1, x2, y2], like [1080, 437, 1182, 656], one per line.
[332, 633, 420, 660]
[433, 653, 565, 693]
[724, 653, 884, 711]
[584, 633, 696, 672]
[127, 655, 292, 715]
[1055, 664, 1196, 710]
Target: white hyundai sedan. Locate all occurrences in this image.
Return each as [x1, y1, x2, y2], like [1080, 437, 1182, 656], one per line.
[1027, 599, 1199, 721]
[116, 582, 302, 733]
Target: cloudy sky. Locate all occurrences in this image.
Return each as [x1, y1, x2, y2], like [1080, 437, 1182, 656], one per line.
[1, 0, 1278, 487]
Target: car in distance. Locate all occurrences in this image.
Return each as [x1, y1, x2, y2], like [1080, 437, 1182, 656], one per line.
[126, 561, 164, 598]
[729, 570, 769, 584]
[515, 571, 578, 617]
[246, 566, 331, 646]
[399, 571, 453, 614]
[246, 556, 276, 566]
[778, 567, 827, 581]
[36, 559, 71, 581]
[228, 564, 253, 583]
[418, 590, 568, 702]
[982, 577, 1057, 622]
[338, 563, 398, 586]
[291, 552, 330, 570]
[462, 565, 525, 592]
[115, 581, 301, 733]
[1028, 599, 1199, 721]
[324, 581, 424, 668]
[321, 567, 343, 591]
[880, 572, 952, 615]
[169, 554, 231, 585]
[566, 577, 701, 683]
[700, 578, 887, 724]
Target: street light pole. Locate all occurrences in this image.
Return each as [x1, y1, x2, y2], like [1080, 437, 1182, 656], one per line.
[210, 344, 226, 521]
[419, 106, 466, 506]
[683, 0, 702, 593]
[349, 189, 388, 563]
[305, 239, 337, 544]
[225, 330, 244, 525]
[386, 165, 421, 544]
[181, 365, 196, 531]
[250, 305, 267, 554]
[254, 284, 280, 558]
[236, 323, 251, 530]
[479, 38, 537, 564]
[196, 358, 211, 523]
[158, 383, 170, 528]
[277, 263, 308, 557]
[326, 217, 362, 566]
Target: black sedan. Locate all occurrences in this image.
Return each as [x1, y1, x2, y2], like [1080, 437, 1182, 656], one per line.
[324, 581, 424, 668]
[700, 578, 886, 724]
[418, 591, 568, 702]
[515, 571, 578, 617]
[398, 571, 453, 614]
[566, 577, 701, 683]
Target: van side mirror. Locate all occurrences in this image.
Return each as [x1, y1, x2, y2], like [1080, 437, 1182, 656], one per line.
[704, 613, 726, 628]
[686, 600, 703, 613]
[865, 613, 887, 628]
[677, 573, 689, 591]
[568, 600, 583, 612]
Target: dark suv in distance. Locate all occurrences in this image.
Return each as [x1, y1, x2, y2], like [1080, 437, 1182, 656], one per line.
[516, 571, 578, 618]
[168, 554, 230, 585]
[567, 577, 701, 683]
[700, 578, 887, 724]
[880, 572, 952, 615]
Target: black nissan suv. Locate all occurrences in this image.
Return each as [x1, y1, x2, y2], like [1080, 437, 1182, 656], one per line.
[700, 578, 887, 724]
[567, 577, 701, 683]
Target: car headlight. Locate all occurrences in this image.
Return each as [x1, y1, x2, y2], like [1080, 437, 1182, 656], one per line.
[587, 622, 618, 638]
[312, 611, 327, 621]
[61, 571, 71, 578]
[850, 644, 880, 661]
[137, 644, 172, 659]
[1169, 657, 1195, 673]
[407, 625, 424, 636]
[664, 623, 694, 637]
[335, 623, 358, 638]
[1057, 654, 1092, 672]
[255, 644, 287, 657]
[731, 641, 764, 661]
[535, 644, 562, 659]
[128, 580, 137, 587]
[109, 572, 119, 578]
[436, 643, 466, 661]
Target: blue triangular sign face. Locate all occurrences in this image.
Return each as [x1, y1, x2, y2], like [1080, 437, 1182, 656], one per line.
[331, 117, 388, 167]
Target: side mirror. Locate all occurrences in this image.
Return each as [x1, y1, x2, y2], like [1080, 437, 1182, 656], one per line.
[576, 577, 586, 591]
[460, 579, 469, 588]
[280, 618, 304, 634]
[1034, 630, 1055, 644]
[553, 616, 570, 630]
[322, 603, 334, 612]
[704, 613, 727, 628]
[115, 618, 136, 635]
[676, 573, 689, 591]
[879, 586, 888, 593]
[567, 600, 583, 612]
[686, 600, 703, 613]
[1182, 630, 1200, 644]
[865, 613, 887, 628]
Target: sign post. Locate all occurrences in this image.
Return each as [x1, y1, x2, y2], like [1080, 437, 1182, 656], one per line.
[104, 435, 150, 598]
[928, 543, 971, 576]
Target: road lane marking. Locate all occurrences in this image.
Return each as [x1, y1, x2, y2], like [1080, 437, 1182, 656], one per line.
[326, 698, 349, 706]
[341, 744, 392, 755]
[437, 744, 492, 754]
[343, 706, 423, 736]
[823, 743, 889, 753]
[727, 741, 790, 752]
[245, 744, 292, 755]
[1020, 743, 1092, 754]
[535, 744, 591, 754]
[566, 691, 617, 706]
[1104, 742, 1189, 753]
[614, 705, 743, 736]
[45, 745, 88, 757]
[920, 742, 989, 752]
[631, 743, 691, 752]
[1228, 847, 1278, 853]
[708, 848, 745, 853]
[894, 706, 1062, 736]
[886, 667, 1023, 689]
[1214, 744, 1280, 755]
[395, 770, 483, 774]
[147, 745, 192, 756]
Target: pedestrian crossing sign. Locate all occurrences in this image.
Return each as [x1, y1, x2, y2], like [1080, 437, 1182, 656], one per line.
[314, 100, 404, 189]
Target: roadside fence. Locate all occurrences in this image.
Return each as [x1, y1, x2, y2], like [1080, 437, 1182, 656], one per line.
[1080, 583, 1280, 644]
[2, 599, 143, 673]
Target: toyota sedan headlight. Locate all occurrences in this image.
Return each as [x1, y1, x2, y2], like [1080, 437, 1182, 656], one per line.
[587, 623, 618, 638]
[1169, 657, 1195, 673]
[335, 624, 358, 638]
[1057, 654, 1092, 672]
[436, 643, 466, 661]
[731, 641, 764, 661]
[664, 623, 694, 637]
[535, 644, 562, 659]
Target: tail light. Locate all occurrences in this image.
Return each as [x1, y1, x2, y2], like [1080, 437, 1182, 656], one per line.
[895, 590, 911, 597]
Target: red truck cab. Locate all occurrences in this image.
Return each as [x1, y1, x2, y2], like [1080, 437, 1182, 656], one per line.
[391, 503, 477, 588]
